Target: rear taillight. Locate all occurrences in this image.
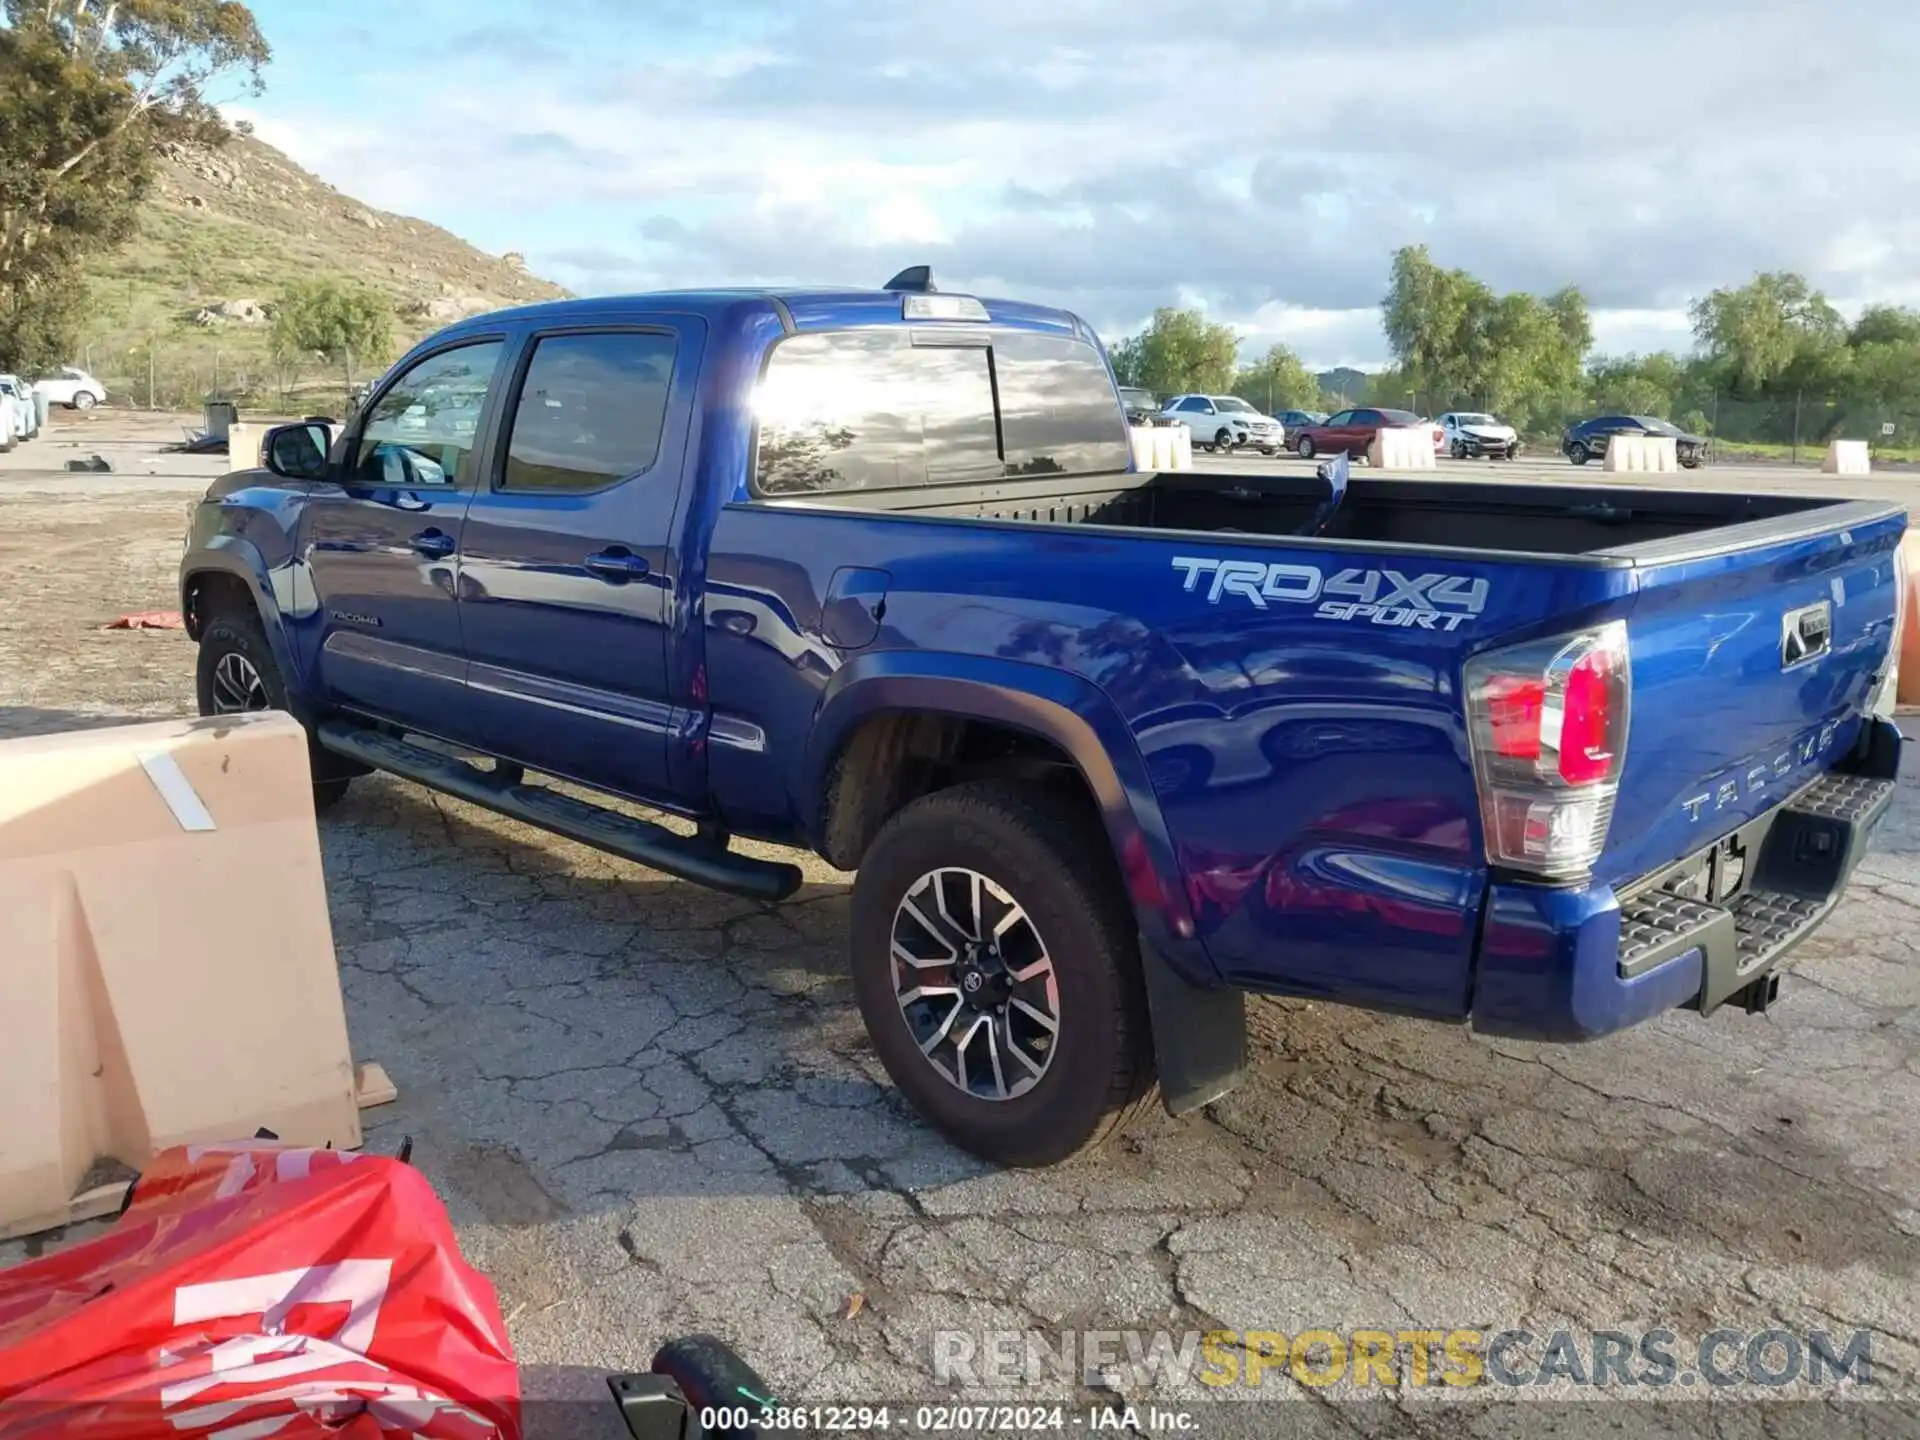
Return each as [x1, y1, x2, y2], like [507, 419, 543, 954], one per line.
[1465, 622, 1631, 881]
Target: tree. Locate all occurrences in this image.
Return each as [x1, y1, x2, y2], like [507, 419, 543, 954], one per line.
[1689, 271, 1845, 396]
[1380, 245, 1493, 404]
[271, 279, 393, 395]
[1848, 305, 1920, 350]
[0, 0, 268, 368]
[1587, 353, 1685, 418]
[1108, 308, 1238, 397]
[1231, 343, 1320, 412]
[1380, 247, 1590, 431]
[0, 254, 89, 373]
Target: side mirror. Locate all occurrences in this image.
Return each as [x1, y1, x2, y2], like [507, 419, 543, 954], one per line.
[263, 422, 331, 481]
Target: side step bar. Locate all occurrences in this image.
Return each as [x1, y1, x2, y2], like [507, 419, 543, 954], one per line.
[315, 720, 804, 903]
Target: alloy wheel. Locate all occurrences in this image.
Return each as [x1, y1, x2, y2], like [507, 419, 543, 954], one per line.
[890, 866, 1060, 1101]
[209, 651, 270, 713]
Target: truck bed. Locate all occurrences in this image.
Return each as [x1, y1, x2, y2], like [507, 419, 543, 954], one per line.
[784, 468, 1888, 563]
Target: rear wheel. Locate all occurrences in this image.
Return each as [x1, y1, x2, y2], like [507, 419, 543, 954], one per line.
[1569, 440, 1591, 465]
[850, 780, 1157, 1167]
[195, 608, 354, 812]
[72, 391, 97, 411]
[1296, 436, 1315, 459]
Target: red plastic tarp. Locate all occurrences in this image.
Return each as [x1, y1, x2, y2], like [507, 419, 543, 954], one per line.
[0, 1142, 520, 1438]
[99, 611, 184, 631]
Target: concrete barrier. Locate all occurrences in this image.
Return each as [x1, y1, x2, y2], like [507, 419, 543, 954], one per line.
[1602, 434, 1680, 472]
[0, 711, 365, 1238]
[1822, 440, 1871, 476]
[225, 420, 265, 470]
[1128, 426, 1155, 472]
[1367, 426, 1436, 470]
[1128, 425, 1193, 473]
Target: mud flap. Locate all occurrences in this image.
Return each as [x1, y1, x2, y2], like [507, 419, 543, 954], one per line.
[1139, 939, 1246, 1116]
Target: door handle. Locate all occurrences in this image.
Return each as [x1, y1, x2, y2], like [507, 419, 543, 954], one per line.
[410, 529, 456, 559]
[584, 548, 650, 583]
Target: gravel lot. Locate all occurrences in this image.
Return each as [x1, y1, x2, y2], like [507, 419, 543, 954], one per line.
[3, 420, 1918, 1437]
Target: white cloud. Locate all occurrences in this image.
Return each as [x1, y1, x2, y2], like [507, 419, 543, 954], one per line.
[235, 0, 1920, 369]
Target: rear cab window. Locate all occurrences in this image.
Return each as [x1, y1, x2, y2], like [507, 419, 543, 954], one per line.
[753, 326, 1128, 497]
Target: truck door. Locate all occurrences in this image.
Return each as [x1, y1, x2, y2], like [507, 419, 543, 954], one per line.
[296, 336, 508, 746]
[455, 319, 705, 806]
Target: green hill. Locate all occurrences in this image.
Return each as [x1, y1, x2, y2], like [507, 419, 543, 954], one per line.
[77, 132, 568, 411]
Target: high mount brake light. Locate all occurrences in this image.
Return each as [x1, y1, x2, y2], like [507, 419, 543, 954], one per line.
[902, 294, 989, 322]
[1465, 622, 1631, 881]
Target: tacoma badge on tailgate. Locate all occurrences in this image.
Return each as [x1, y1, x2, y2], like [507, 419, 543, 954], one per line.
[1679, 719, 1843, 822]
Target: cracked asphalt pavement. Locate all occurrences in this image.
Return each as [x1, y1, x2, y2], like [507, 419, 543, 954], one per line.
[2, 460, 1917, 1437]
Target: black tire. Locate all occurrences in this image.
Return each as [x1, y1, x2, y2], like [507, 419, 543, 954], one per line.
[1449, 439, 1466, 459]
[1296, 435, 1315, 459]
[194, 607, 355, 812]
[850, 780, 1158, 1167]
[72, 391, 97, 411]
[1568, 441, 1591, 465]
[1258, 445, 1276, 456]
[1214, 428, 1237, 453]
[1505, 443, 1520, 460]
[651, 1334, 774, 1438]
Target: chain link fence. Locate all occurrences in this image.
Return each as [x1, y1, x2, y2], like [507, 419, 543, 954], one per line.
[1697, 394, 1920, 463]
[82, 339, 376, 422]
[1371, 383, 1920, 464]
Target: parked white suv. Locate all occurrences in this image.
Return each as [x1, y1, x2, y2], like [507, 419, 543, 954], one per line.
[1438, 411, 1519, 460]
[0, 376, 36, 445]
[1162, 395, 1286, 454]
[32, 365, 105, 410]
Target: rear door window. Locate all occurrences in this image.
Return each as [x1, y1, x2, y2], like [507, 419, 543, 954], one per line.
[993, 333, 1132, 476]
[500, 331, 678, 492]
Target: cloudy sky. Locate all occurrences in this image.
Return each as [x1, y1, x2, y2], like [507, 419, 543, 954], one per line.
[234, 0, 1919, 370]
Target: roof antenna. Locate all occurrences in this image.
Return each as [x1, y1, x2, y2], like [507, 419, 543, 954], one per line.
[883, 266, 936, 294]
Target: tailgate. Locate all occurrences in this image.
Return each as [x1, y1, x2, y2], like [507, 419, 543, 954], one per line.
[1596, 504, 1904, 887]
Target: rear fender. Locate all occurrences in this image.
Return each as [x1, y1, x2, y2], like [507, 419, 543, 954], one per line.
[807, 651, 1246, 1116]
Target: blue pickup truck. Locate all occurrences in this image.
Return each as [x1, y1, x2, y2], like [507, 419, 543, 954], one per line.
[181, 271, 1906, 1167]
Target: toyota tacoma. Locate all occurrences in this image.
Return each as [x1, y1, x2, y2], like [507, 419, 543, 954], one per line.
[181, 271, 1907, 1167]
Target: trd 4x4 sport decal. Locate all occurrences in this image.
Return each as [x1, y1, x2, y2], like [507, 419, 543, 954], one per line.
[1171, 556, 1490, 632]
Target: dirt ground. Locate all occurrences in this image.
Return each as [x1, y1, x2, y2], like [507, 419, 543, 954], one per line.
[3, 425, 1918, 1438]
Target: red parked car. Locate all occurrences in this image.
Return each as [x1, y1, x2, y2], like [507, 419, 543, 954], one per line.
[1291, 406, 1426, 460]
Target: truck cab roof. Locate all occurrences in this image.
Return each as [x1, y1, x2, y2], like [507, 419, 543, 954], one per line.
[433, 287, 1094, 343]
